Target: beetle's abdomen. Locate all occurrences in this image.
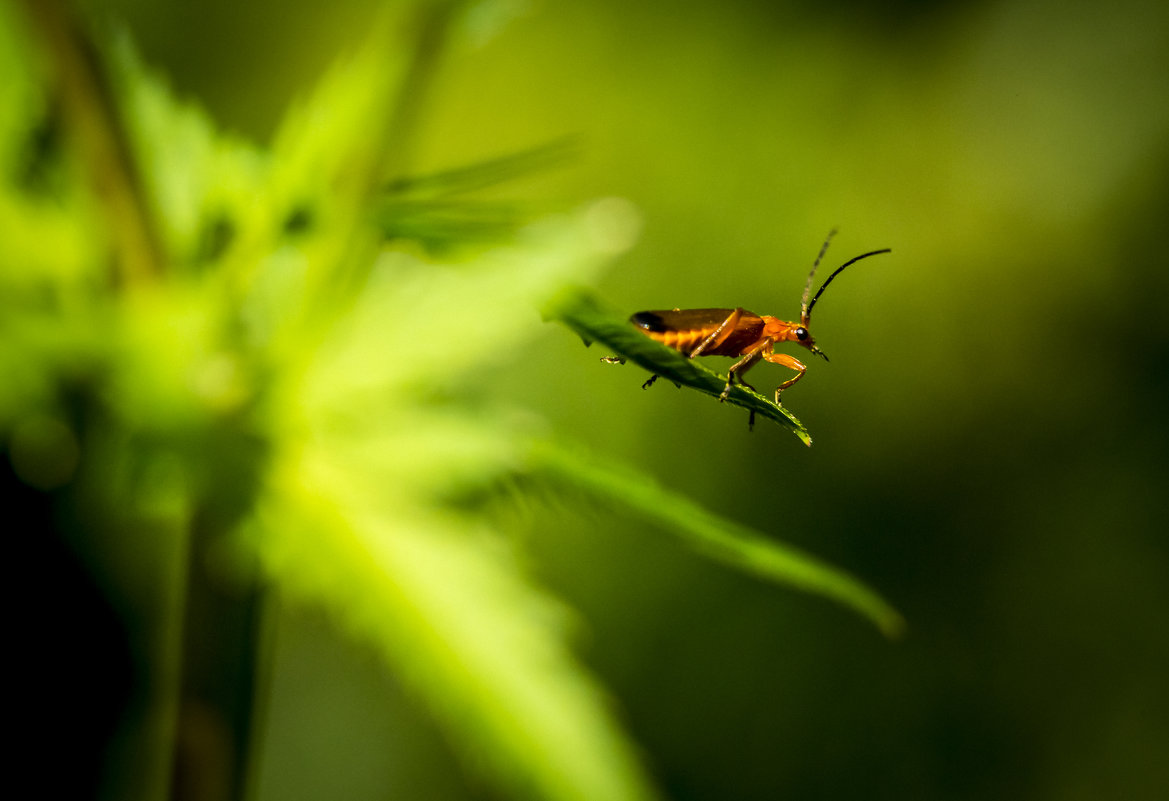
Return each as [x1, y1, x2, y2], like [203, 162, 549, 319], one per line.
[645, 327, 711, 353]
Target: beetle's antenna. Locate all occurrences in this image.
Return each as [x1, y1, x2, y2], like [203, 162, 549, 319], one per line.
[800, 229, 837, 316]
[803, 247, 892, 323]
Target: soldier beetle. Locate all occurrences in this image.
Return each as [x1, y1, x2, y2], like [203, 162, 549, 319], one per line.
[624, 231, 890, 408]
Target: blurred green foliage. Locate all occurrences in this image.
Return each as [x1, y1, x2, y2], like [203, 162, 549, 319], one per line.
[7, 0, 1169, 800]
[1, 2, 928, 801]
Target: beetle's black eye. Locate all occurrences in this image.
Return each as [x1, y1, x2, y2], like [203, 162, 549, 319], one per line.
[795, 327, 809, 341]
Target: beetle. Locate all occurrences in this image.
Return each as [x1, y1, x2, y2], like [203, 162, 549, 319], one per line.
[628, 231, 890, 406]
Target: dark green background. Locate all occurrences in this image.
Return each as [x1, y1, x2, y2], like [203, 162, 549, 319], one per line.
[92, 1, 1169, 798]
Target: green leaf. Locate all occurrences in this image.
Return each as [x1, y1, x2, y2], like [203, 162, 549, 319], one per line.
[527, 442, 905, 639]
[383, 137, 578, 200]
[6, 7, 905, 801]
[374, 140, 578, 254]
[102, 31, 269, 272]
[247, 200, 658, 801]
[281, 199, 643, 414]
[548, 290, 813, 445]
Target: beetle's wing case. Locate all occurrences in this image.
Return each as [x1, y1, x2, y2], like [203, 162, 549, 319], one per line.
[631, 308, 765, 356]
[631, 308, 734, 332]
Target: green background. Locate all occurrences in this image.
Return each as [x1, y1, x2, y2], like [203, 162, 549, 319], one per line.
[62, 0, 1169, 798]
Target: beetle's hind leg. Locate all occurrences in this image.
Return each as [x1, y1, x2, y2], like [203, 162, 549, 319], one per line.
[718, 371, 758, 402]
[642, 374, 659, 390]
[735, 375, 759, 393]
[719, 342, 769, 402]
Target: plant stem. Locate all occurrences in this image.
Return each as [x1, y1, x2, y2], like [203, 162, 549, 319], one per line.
[18, 0, 164, 285]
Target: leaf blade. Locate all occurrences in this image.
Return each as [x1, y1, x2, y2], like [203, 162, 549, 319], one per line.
[528, 441, 905, 639]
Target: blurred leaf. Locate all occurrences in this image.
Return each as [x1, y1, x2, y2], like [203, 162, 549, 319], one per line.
[0, 7, 101, 292]
[376, 197, 540, 254]
[245, 201, 658, 801]
[376, 139, 578, 254]
[384, 137, 578, 199]
[284, 199, 643, 412]
[528, 441, 905, 638]
[2, 4, 911, 800]
[254, 444, 657, 801]
[105, 31, 268, 270]
[548, 290, 813, 445]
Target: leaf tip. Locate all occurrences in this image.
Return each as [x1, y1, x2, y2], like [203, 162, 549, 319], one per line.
[880, 612, 908, 641]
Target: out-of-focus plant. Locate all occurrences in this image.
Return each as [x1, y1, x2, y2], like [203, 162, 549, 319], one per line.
[1, 2, 901, 800]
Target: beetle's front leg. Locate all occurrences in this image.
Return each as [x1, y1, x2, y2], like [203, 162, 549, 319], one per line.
[762, 351, 807, 403]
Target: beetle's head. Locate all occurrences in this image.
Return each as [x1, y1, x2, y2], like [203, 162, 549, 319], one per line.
[794, 324, 829, 362]
[764, 317, 828, 360]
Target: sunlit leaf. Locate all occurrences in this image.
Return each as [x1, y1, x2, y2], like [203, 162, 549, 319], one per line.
[253, 437, 658, 801]
[248, 201, 658, 801]
[3, 5, 908, 801]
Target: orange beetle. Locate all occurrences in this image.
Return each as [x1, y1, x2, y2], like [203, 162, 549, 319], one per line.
[631, 232, 890, 404]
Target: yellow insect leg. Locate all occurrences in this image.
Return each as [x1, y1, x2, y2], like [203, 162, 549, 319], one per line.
[762, 351, 807, 403]
[719, 339, 771, 401]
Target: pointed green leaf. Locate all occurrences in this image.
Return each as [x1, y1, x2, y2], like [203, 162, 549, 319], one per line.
[528, 442, 905, 638]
